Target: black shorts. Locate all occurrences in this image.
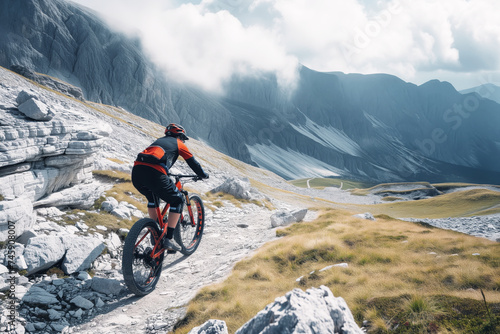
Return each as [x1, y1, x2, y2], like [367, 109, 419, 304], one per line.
[131, 165, 183, 213]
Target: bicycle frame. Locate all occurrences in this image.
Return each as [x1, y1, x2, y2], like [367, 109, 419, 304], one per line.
[136, 174, 199, 260]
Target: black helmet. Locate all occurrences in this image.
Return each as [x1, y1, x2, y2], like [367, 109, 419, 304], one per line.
[165, 123, 189, 140]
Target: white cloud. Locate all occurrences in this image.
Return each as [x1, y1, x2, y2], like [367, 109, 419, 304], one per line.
[71, 0, 298, 93]
[71, 0, 500, 91]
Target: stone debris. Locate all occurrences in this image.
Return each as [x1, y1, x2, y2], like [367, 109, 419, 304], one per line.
[100, 197, 144, 220]
[0, 273, 124, 333]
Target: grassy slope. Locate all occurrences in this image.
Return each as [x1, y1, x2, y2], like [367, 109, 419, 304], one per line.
[173, 209, 500, 333]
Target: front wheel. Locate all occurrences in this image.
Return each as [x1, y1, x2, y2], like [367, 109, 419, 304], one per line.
[175, 194, 205, 255]
[122, 218, 164, 296]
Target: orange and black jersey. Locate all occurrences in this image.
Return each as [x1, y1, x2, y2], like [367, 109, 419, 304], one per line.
[134, 136, 207, 177]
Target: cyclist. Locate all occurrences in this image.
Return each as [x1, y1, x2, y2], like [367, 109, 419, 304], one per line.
[131, 123, 209, 252]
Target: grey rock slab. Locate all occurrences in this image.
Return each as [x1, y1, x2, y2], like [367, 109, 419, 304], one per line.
[70, 296, 94, 310]
[21, 286, 59, 306]
[90, 277, 123, 296]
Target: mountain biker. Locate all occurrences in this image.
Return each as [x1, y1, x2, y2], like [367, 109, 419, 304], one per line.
[131, 123, 209, 252]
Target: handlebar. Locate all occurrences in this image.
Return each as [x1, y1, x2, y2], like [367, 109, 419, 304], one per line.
[169, 174, 204, 181]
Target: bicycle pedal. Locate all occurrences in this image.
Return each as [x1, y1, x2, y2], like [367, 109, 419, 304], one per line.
[166, 249, 177, 254]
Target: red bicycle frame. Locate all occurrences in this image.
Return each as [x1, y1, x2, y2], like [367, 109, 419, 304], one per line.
[136, 175, 198, 260]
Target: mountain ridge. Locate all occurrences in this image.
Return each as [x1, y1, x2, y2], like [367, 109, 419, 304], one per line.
[1, 0, 500, 184]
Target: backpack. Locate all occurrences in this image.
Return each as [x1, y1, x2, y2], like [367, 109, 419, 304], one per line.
[136, 145, 166, 164]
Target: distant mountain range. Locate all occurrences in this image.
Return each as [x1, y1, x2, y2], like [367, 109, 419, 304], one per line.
[460, 84, 500, 104]
[1, 0, 500, 184]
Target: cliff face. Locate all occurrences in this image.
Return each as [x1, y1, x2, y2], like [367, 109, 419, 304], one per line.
[2, 0, 500, 184]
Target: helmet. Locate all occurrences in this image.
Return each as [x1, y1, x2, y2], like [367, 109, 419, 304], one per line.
[165, 123, 189, 140]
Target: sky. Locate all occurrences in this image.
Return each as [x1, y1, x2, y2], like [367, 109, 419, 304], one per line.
[71, 0, 500, 93]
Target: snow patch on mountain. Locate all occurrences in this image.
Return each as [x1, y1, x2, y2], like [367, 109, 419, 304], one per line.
[290, 117, 363, 157]
[247, 143, 342, 179]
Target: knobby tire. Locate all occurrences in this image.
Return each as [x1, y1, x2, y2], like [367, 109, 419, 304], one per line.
[122, 218, 164, 296]
[174, 194, 205, 256]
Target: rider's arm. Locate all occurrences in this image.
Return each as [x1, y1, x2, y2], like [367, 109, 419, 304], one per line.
[177, 139, 209, 178]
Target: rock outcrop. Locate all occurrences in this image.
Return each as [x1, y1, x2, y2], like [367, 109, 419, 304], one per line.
[235, 285, 363, 333]
[192, 286, 363, 334]
[0, 69, 110, 241]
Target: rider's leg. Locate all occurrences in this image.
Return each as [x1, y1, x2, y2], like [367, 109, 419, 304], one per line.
[165, 211, 181, 240]
[166, 212, 180, 229]
[148, 207, 158, 222]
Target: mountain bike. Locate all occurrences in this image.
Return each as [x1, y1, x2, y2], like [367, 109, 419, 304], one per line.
[122, 174, 205, 296]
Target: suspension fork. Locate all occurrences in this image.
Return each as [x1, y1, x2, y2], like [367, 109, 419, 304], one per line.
[181, 190, 196, 227]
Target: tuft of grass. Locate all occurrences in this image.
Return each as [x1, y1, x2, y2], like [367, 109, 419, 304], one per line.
[92, 169, 131, 182]
[46, 267, 69, 279]
[381, 196, 403, 202]
[63, 209, 134, 232]
[172, 208, 500, 333]
[106, 157, 126, 164]
[0, 194, 4, 201]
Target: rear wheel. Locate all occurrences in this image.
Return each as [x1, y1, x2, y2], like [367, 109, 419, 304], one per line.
[122, 218, 164, 296]
[174, 194, 205, 255]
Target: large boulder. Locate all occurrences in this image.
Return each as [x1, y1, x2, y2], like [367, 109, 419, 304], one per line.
[23, 236, 67, 275]
[17, 97, 54, 121]
[235, 285, 363, 334]
[61, 235, 106, 275]
[210, 177, 264, 201]
[270, 208, 308, 228]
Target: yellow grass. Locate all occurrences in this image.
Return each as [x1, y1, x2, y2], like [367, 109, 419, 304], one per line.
[172, 209, 500, 333]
